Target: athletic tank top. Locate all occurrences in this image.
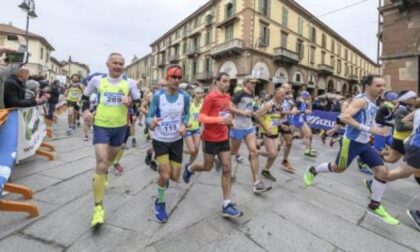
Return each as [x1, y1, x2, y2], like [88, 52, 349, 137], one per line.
[344, 94, 378, 144]
[261, 100, 282, 135]
[188, 101, 202, 131]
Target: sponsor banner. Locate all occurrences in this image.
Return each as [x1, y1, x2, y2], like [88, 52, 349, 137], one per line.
[305, 110, 340, 130]
[16, 106, 46, 162]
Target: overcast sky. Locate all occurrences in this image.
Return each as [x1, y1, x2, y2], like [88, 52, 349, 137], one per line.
[0, 0, 380, 72]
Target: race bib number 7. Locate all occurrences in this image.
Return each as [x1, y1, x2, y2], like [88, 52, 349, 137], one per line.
[104, 92, 124, 106]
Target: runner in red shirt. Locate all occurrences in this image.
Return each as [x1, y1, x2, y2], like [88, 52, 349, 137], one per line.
[182, 72, 243, 218]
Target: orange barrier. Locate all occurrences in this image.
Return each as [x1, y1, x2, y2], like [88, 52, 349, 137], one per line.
[0, 183, 39, 218]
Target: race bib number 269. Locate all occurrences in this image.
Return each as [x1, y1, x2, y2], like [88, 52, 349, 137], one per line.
[104, 92, 124, 106]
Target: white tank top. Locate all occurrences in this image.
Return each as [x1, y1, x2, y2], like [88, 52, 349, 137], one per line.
[153, 93, 185, 142]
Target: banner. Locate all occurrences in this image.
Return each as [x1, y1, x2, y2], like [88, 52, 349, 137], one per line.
[16, 106, 46, 162]
[305, 110, 340, 130]
[0, 110, 18, 194]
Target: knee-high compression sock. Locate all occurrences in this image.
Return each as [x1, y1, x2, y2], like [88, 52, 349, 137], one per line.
[369, 177, 387, 209]
[157, 185, 167, 203]
[312, 162, 331, 175]
[93, 173, 107, 206]
[113, 148, 125, 165]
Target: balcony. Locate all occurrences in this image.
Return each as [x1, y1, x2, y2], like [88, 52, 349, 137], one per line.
[195, 71, 213, 81]
[211, 39, 243, 59]
[349, 74, 359, 83]
[168, 54, 180, 63]
[157, 57, 166, 68]
[273, 47, 300, 65]
[317, 64, 334, 76]
[186, 46, 199, 57]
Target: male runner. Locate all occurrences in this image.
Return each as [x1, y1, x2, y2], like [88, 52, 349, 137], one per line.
[303, 75, 399, 225]
[81, 53, 140, 229]
[183, 72, 243, 218]
[229, 76, 271, 193]
[147, 65, 190, 223]
[65, 74, 84, 135]
[278, 83, 296, 172]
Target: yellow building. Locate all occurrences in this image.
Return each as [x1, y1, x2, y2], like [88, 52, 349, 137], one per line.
[0, 23, 55, 77]
[127, 0, 379, 96]
[125, 54, 153, 87]
[61, 60, 90, 79]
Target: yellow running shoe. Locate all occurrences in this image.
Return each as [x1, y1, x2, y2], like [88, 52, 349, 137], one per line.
[91, 205, 105, 229]
[368, 204, 400, 225]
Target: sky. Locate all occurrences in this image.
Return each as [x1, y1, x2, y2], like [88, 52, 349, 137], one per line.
[0, 0, 381, 72]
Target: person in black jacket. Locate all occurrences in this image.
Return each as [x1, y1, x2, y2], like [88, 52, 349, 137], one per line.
[47, 80, 61, 120]
[3, 67, 48, 108]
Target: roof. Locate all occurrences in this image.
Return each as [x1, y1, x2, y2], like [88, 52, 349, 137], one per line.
[126, 53, 152, 68]
[50, 56, 62, 66]
[0, 23, 55, 50]
[285, 0, 379, 66]
[149, 1, 213, 47]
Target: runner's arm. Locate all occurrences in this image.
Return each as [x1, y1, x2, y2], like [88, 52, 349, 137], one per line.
[401, 110, 415, 128]
[198, 96, 223, 124]
[182, 93, 190, 126]
[128, 79, 141, 110]
[146, 93, 159, 127]
[339, 98, 368, 130]
[81, 77, 99, 112]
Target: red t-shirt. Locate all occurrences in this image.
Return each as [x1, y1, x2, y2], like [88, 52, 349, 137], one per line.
[200, 90, 231, 142]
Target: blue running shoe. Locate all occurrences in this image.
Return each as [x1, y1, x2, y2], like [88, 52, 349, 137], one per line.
[222, 203, 243, 218]
[183, 164, 193, 184]
[154, 199, 168, 223]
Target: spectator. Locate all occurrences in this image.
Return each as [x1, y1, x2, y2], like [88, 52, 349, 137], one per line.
[0, 47, 19, 109]
[47, 80, 61, 120]
[3, 67, 48, 108]
[25, 79, 40, 99]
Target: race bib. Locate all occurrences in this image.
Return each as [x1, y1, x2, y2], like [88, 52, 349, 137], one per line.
[160, 120, 180, 135]
[219, 111, 230, 118]
[192, 112, 199, 120]
[272, 119, 281, 126]
[103, 92, 124, 106]
[70, 92, 81, 99]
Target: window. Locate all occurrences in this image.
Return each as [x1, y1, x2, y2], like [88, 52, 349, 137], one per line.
[183, 42, 187, 54]
[345, 63, 348, 75]
[226, 1, 235, 18]
[282, 7, 288, 27]
[281, 31, 288, 48]
[296, 40, 304, 59]
[260, 23, 270, 47]
[205, 30, 211, 44]
[310, 27, 317, 43]
[331, 40, 335, 54]
[330, 56, 335, 68]
[337, 43, 341, 57]
[194, 17, 199, 28]
[337, 60, 342, 74]
[7, 35, 18, 41]
[40, 48, 44, 59]
[260, 0, 270, 17]
[192, 60, 197, 75]
[310, 46, 316, 64]
[225, 23, 234, 41]
[205, 58, 211, 72]
[345, 49, 348, 60]
[321, 51, 326, 64]
[297, 17, 304, 35]
[322, 34, 326, 48]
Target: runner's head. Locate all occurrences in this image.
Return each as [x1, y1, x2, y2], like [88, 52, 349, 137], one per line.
[397, 90, 417, 106]
[165, 65, 183, 91]
[106, 52, 125, 78]
[383, 91, 398, 105]
[273, 87, 286, 102]
[361, 74, 385, 99]
[194, 87, 203, 100]
[158, 79, 167, 90]
[70, 74, 81, 84]
[215, 72, 230, 93]
[243, 76, 258, 94]
[280, 83, 292, 95]
[300, 91, 311, 100]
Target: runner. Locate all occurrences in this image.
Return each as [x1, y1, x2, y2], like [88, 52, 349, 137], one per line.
[278, 83, 296, 172]
[382, 90, 417, 163]
[147, 65, 190, 223]
[183, 72, 243, 218]
[258, 87, 287, 181]
[229, 76, 271, 193]
[65, 74, 84, 135]
[303, 75, 399, 225]
[184, 87, 203, 166]
[81, 53, 141, 229]
[290, 91, 316, 157]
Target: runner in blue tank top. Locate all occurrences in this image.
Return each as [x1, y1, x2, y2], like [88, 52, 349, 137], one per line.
[303, 75, 400, 226]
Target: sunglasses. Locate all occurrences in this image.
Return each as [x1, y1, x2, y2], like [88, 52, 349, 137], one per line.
[170, 75, 182, 80]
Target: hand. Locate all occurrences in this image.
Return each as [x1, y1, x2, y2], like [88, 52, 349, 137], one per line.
[221, 114, 233, 125]
[121, 96, 130, 106]
[43, 93, 51, 100]
[35, 96, 48, 105]
[280, 124, 290, 131]
[179, 124, 186, 136]
[83, 110, 93, 125]
[150, 117, 161, 130]
[370, 126, 387, 136]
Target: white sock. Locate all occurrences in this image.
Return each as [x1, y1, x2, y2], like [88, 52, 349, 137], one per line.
[315, 162, 330, 174]
[371, 178, 386, 203]
[223, 200, 231, 208]
[254, 180, 260, 186]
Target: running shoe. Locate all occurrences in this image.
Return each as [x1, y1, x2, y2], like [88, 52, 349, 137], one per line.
[77, 121, 81, 127]
[357, 159, 373, 175]
[149, 161, 158, 172]
[66, 128, 72, 135]
[407, 209, 420, 231]
[320, 131, 327, 144]
[222, 203, 243, 218]
[145, 151, 152, 166]
[303, 166, 315, 186]
[253, 181, 272, 194]
[367, 204, 400, 225]
[72, 124, 76, 130]
[183, 164, 193, 184]
[261, 169, 276, 182]
[281, 160, 295, 173]
[363, 179, 372, 194]
[113, 163, 124, 175]
[83, 135, 89, 141]
[91, 205, 105, 229]
[132, 138, 137, 147]
[304, 149, 316, 157]
[154, 199, 168, 223]
[235, 154, 244, 163]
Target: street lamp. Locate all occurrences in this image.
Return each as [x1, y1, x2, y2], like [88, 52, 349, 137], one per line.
[18, 0, 37, 54]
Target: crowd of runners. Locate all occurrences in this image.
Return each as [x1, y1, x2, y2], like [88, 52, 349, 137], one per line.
[53, 52, 420, 232]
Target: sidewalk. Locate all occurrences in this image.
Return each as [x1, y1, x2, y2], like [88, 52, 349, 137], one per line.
[0, 115, 419, 251]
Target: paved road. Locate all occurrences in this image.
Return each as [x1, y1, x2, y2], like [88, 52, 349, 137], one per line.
[1, 115, 419, 251]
